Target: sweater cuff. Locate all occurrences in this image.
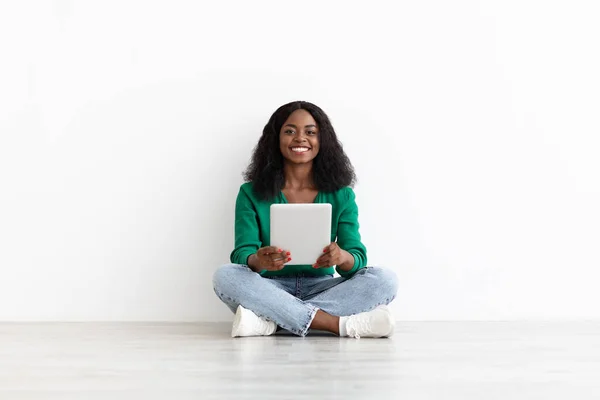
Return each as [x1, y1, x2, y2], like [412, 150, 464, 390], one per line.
[232, 249, 255, 267]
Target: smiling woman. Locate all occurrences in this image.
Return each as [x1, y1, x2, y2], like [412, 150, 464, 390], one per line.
[280, 111, 320, 160]
[212, 101, 398, 338]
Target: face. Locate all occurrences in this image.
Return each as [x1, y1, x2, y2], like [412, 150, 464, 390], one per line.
[279, 109, 320, 165]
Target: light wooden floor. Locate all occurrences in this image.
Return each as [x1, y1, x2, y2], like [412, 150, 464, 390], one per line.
[1, 321, 599, 399]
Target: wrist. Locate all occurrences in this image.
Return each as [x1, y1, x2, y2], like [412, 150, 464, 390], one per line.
[337, 250, 355, 272]
[247, 254, 261, 273]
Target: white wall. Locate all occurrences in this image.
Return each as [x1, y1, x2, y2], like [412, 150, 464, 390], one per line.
[1, 0, 599, 322]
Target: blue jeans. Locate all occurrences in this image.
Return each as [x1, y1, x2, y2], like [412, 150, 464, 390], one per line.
[212, 264, 398, 336]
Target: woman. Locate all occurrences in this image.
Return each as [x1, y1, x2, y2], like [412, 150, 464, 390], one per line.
[212, 101, 398, 338]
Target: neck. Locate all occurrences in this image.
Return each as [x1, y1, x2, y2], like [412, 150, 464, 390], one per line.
[283, 161, 315, 190]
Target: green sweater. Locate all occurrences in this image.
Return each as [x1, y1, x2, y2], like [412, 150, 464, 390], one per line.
[230, 182, 368, 277]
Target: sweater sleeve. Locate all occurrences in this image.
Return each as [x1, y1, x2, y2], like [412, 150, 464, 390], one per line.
[229, 186, 262, 265]
[335, 187, 368, 277]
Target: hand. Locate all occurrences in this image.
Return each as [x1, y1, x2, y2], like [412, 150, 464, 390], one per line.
[313, 242, 352, 269]
[249, 246, 291, 272]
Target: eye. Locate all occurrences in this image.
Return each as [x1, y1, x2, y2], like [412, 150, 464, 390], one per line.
[284, 129, 295, 135]
[307, 131, 316, 136]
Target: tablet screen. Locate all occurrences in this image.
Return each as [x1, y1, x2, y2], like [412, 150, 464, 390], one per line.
[270, 203, 332, 265]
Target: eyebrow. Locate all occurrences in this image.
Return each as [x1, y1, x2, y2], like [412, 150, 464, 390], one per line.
[284, 124, 317, 129]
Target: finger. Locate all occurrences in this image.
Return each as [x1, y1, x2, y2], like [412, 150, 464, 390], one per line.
[317, 246, 338, 263]
[262, 246, 282, 255]
[282, 250, 292, 259]
[324, 252, 340, 267]
[270, 253, 291, 268]
[317, 251, 330, 264]
[314, 256, 331, 268]
[316, 256, 331, 265]
[329, 249, 339, 260]
[263, 258, 280, 270]
[269, 253, 287, 262]
[269, 253, 282, 261]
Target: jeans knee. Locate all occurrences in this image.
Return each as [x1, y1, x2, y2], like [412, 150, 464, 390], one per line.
[368, 267, 398, 301]
[212, 263, 244, 295]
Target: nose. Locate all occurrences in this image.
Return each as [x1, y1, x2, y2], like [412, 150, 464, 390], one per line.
[293, 133, 308, 142]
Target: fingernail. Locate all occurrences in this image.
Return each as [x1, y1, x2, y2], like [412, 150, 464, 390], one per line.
[286, 252, 291, 255]
[288, 258, 291, 261]
[278, 248, 282, 252]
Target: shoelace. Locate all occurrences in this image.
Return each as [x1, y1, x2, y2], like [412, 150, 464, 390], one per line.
[347, 317, 371, 339]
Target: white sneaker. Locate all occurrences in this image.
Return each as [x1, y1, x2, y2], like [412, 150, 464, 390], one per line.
[231, 305, 277, 338]
[345, 305, 395, 339]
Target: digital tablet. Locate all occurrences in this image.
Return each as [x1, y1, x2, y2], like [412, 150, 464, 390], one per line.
[270, 203, 332, 265]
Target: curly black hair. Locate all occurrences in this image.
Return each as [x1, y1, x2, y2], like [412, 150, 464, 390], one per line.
[243, 101, 356, 200]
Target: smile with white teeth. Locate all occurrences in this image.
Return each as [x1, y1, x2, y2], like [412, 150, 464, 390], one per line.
[291, 147, 310, 153]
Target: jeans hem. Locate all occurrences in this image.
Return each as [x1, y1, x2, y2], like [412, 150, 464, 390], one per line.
[298, 306, 319, 337]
